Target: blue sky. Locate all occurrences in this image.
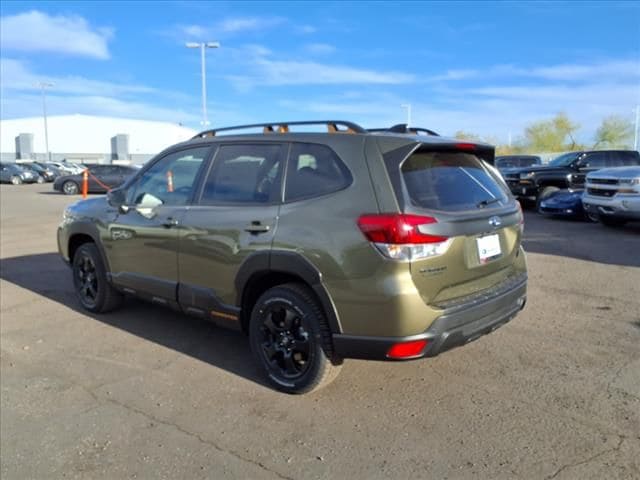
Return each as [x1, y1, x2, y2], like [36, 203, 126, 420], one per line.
[1, 1, 639, 144]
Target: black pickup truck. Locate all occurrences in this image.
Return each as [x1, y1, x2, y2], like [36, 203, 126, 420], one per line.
[502, 150, 640, 205]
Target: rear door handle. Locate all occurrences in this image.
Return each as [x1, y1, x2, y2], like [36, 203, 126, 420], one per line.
[162, 218, 179, 228]
[244, 222, 270, 234]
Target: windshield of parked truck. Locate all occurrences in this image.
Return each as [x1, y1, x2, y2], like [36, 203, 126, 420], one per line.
[549, 152, 580, 167]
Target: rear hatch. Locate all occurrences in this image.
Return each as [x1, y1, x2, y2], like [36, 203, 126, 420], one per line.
[382, 143, 524, 306]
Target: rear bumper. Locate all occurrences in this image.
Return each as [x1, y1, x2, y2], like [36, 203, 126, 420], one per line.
[333, 274, 527, 361]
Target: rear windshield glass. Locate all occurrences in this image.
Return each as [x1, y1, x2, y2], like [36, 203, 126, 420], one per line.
[401, 151, 510, 211]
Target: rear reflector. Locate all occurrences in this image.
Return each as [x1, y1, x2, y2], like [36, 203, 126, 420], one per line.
[387, 339, 428, 359]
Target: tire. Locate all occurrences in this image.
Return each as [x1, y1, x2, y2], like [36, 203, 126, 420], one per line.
[63, 180, 80, 195]
[11, 176, 22, 185]
[72, 243, 123, 313]
[36, 176, 45, 184]
[584, 211, 599, 223]
[536, 186, 559, 210]
[249, 283, 342, 394]
[599, 215, 627, 227]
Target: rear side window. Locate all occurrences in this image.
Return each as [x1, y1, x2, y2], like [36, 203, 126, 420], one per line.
[401, 151, 509, 212]
[200, 144, 284, 204]
[284, 143, 352, 202]
[612, 151, 640, 166]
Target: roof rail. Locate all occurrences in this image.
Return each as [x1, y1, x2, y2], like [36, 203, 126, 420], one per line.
[192, 120, 367, 139]
[368, 124, 440, 136]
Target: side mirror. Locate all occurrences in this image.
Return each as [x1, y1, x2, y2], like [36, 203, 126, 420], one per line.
[107, 188, 128, 212]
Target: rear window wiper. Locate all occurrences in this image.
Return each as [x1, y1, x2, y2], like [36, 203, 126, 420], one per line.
[476, 198, 501, 208]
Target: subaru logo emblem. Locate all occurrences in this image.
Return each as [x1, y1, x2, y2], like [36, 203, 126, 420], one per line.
[489, 216, 501, 228]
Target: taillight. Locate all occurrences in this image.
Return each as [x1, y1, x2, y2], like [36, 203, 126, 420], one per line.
[357, 214, 451, 261]
[387, 339, 428, 359]
[455, 143, 477, 151]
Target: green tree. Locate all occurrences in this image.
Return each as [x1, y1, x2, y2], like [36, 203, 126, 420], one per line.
[593, 115, 633, 149]
[523, 112, 581, 151]
[454, 130, 482, 142]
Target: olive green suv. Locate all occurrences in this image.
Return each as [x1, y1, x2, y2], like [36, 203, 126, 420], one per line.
[58, 121, 527, 394]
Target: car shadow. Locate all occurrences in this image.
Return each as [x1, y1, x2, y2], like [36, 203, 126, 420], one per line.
[0, 252, 268, 388]
[522, 211, 640, 267]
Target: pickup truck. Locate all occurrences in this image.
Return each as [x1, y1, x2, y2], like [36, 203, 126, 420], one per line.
[502, 150, 640, 206]
[582, 166, 640, 226]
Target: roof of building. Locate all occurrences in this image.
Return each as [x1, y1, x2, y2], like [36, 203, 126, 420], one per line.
[0, 114, 197, 154]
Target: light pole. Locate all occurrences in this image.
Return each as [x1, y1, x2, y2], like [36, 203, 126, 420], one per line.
[401, 103, 412, 128]
[36, 82, 54, 161]
[185, 41, 220, 127]
[634, 105, 639, 151]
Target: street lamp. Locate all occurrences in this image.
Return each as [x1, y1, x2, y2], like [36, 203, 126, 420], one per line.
[185, 41, 220, 127]
[401, 103, 412, 129]
[634, 105, 639, 151]
[36, 82, 54, 161]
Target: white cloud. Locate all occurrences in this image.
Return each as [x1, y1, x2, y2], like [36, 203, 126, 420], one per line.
[174, 16, 286, 40]
[0, 10, 112, 59]
[295, 25, 317, 34]
[0, 58, 155, 97]
[304, 43, 336, 55]
[218, 16, 285, 33]
[231, 58, 414, 88]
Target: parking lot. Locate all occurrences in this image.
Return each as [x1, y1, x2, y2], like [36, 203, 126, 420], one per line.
[1, 183, 638, 479]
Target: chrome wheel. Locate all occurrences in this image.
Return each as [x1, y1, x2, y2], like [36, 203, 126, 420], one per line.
[63, 181, 79, 195]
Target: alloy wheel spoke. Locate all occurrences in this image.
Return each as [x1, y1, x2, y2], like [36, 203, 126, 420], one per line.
[282, 351, 299, 375]
[262, 340, 278, 361]
[293, 337, 310, 357]
[283, 309, 297, 330]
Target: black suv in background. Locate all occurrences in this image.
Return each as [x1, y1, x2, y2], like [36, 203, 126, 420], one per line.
[53, 164, 139, 195]
[502, 150, 640, 205]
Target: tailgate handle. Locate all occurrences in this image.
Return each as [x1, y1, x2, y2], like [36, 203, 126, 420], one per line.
[245, 221, 270, 234]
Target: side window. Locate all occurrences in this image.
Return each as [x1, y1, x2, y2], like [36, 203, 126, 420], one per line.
[284, 143, 352, 202]
[583, 152, 607, 168]
[199, 144, 284, 205]
[613, 151, 638, 167]
[128, 147, 210, 207]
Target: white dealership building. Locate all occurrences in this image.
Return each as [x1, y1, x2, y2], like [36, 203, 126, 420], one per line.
[0, 114, 197, 164]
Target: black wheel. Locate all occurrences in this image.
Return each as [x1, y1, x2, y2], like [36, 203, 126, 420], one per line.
[249, 283, 342, 394]
[11, 176, 22, 185]
[63, 181, 80, 195]
[72, 243, 123, 313]
[536, 186, 559, 210]
[599, 215, 627, 227]
[584, 211, 599, 223]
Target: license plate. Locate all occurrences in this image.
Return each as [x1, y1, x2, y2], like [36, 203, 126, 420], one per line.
[477, 234, 501, 263]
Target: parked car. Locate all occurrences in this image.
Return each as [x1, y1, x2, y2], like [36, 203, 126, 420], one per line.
[57, 120, 528, 394]
[41, 162, 66, 178]
[502, 150, 640, 206]
[537, 189, 589, 220]
[18, 162, 56, 183]
[48, 161, 85, 175]
[582, 166, 640, 226]
[0, 163, 40, 184]
[495, 155, 542, 173]
[53, 165, 139, 195]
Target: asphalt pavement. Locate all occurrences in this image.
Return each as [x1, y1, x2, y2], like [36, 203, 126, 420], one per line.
[1, 183, 638, 479]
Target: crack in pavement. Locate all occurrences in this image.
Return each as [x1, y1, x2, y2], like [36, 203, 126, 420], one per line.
[544, 437, 625, 479]
[3, 356, 294, 480]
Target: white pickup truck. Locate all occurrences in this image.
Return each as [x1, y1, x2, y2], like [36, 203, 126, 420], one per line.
[582, 166, 640, 226]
